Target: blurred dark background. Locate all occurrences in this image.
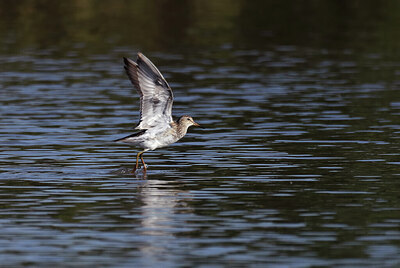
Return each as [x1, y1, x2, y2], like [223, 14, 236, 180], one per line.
[1, 0, 399, 56]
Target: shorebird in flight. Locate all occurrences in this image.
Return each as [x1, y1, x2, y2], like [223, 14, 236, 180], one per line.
[115, 53, 200, 173]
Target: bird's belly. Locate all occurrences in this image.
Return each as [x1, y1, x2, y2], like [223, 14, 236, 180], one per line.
[143, 132, 179, 151]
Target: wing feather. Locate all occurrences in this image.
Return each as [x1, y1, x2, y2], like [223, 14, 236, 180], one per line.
[123, 53, 174, 130]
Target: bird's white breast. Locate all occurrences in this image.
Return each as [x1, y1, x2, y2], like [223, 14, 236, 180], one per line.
[142, 126, 180, 151]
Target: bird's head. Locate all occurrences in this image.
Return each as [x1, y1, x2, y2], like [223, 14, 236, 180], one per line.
[179, 115, 201, 128]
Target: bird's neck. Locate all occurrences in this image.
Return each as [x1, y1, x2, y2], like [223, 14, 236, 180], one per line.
[173, 121, 189, 139]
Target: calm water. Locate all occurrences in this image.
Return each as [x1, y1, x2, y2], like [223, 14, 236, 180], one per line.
[1, 1, 400, 267]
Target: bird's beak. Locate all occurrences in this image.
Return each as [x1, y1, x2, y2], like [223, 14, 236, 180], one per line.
[193, 121, 201, 127]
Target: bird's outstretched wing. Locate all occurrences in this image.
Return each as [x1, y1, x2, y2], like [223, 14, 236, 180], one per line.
[123, 53, 174, 130]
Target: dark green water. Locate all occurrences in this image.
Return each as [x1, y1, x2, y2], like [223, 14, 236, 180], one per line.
[1, 1, 400, 267]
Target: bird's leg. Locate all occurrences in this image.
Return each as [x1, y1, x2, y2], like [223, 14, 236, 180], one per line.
[133, 152, 141, 173]
[140, 152, 147, 172]
[133, 151, 147, 174]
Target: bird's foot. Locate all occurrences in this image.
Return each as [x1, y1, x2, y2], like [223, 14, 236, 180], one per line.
[132, 165, 147, 176]
[142, 164, 148, 172]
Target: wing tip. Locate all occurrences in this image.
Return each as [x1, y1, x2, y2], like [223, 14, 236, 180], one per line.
[123, 56, 137, 67]
[123, 52, 146, 65]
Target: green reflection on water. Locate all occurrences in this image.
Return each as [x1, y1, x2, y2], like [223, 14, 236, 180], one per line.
[1, 0, 400, 56]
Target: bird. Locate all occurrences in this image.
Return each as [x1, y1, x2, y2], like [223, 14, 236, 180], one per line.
[115, 52, 200, 173]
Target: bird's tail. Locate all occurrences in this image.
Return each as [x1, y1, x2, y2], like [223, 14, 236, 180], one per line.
[114, 130, 147, 142]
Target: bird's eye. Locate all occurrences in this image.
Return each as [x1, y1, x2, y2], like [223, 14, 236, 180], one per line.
[187, 118, 191, 121]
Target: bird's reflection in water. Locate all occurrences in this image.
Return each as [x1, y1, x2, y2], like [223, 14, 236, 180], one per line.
[135, 176, 193, 263]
